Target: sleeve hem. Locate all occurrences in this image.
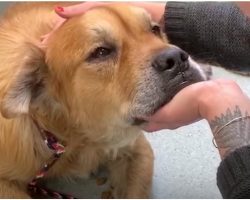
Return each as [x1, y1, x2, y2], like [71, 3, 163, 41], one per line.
[164, 2, 190, 49]
[217, 145, 250, 198]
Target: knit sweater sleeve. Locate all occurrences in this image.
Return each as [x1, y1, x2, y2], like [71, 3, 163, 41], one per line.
[163, 2, 250, 73]
[217, 145, 250, 198]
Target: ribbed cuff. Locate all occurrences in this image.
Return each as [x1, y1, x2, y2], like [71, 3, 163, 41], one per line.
[217, 145, 250, 198]
[164, 2, 189, 49]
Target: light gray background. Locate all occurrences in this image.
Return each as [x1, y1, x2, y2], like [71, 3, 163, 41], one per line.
[1, 2, 249, 199]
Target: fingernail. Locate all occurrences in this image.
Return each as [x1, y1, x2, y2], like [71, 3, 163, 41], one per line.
[55, 6, 64, 12]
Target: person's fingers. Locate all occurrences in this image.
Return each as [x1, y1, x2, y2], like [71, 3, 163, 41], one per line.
[55, 2, 106, 18]
[55, 4, 86, 18]
[53, 17, 66, 30]
[41, 2, 106, 46]
[40, 17, 65, 45]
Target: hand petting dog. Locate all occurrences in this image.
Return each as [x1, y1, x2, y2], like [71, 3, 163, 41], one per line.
[41, 2, 165, 45]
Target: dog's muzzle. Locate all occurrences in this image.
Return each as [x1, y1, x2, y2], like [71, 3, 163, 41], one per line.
[129, 46, 206, 126]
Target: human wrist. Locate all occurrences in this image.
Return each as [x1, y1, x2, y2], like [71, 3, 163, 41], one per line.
[196, 80, 250, 158]
[212, 116, 250, 159]
[198, 80, 244, 121]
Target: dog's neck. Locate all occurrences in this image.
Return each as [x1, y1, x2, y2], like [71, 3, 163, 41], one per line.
[31, 117, 61, 144]
[30, 109, 141, 150]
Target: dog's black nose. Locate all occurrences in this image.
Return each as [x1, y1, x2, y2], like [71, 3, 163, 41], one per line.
[152, 48, 189, 72]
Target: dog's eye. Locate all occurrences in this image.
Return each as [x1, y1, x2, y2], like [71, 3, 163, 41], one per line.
[151, 25, 161, 36]
[90, 47, 113, 60]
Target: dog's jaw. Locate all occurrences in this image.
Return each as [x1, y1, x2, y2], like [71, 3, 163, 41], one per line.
[127, 58, 207, 125]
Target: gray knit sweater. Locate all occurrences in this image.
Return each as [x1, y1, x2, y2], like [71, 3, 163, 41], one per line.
[164, 2, 250, 73]
[164, 2, 250, 198]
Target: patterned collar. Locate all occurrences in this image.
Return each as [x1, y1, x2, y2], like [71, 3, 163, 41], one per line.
[28, 119, 75, 199]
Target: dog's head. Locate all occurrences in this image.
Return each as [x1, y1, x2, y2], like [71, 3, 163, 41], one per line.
[1, 4, 206, 132]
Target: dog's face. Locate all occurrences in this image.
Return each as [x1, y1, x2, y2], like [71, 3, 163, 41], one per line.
[2, 4, 206, 131]
[45, 4, 206, 127]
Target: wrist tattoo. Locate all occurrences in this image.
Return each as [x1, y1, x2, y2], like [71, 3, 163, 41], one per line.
[210, 106, 250, 156]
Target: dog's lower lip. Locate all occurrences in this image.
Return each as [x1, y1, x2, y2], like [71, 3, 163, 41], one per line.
[149, 80, 190, 116]
[132, 118, 147, 126]
[178, 80, 189, 87]
[133, 81, 191, 125]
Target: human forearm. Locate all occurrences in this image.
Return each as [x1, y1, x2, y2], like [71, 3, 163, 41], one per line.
[164, 2, 250, 72]
[144, 79, 250, 159]
[208, 106, 250, 159]
[197, 80, 250, 159]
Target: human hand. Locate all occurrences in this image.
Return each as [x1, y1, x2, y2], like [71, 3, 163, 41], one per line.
[54, 2, 107, 18]
[41, 2, 106, 45]
[55, 2, 165, 22]
[144, 79, 250, 131]
[144, 79, 250, 159]
[41, 2, 165, 44]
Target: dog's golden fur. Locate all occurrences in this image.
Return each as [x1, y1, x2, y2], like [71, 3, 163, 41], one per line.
[0, 1, 210, 198]
[0, 3, 161, 198]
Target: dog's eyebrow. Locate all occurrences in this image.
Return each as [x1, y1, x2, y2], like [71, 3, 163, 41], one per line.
[103, 7, 133, 35]
[90, 6, 137, 38]
[89, 27, 115, 44]
[90, 27, 109, 37]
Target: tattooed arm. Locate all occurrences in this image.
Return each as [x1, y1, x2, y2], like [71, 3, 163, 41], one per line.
[199, 81, 250, 198]
[144, 79, 250, 198]
[199, 80, 250, 159]
[144, 79, 250, 159]
[209, 106, 250, 158]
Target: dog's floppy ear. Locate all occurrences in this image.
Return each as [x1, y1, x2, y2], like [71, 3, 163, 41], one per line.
[1, 43, 47, 118]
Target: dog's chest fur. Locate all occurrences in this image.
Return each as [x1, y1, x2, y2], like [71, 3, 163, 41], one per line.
[0, 112, 140, 181]
[46, 127, 141, 179]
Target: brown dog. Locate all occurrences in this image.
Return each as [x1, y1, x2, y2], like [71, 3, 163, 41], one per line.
[0, 2, 206, 198]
